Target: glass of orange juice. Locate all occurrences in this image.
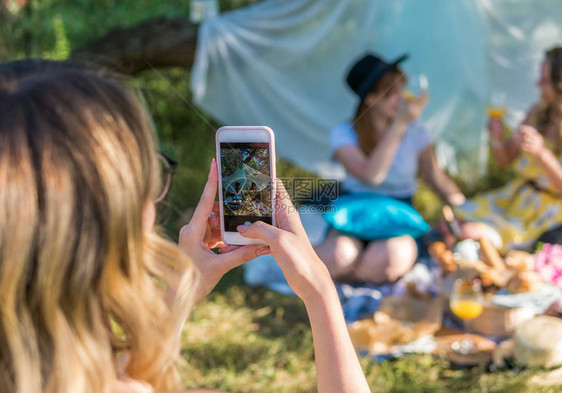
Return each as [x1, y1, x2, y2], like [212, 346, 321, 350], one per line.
[449, 278, 484, 354]
[485, 91, 507, 119]
[404, 74, 428, 101]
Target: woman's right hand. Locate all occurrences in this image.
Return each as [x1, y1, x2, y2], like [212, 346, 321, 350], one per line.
[235, 180, 334, 302]
[178, 160, 263, 303]
[237, 181, 372, 393]
[488, 118, 506, 148]
[397, 91, 429, 123]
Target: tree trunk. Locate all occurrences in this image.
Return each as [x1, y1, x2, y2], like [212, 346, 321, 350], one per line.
[71, 17, 198, 75]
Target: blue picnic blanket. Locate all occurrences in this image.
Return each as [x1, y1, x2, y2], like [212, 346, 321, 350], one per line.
[244, 253, 441, 324]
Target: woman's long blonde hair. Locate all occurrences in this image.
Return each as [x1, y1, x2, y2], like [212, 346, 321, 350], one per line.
[0, 60, 194, 393]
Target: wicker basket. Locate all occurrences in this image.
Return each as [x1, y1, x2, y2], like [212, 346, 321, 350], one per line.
[456, 303, 535, 338]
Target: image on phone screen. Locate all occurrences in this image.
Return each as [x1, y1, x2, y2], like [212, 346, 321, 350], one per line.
[220, 142, 272, 231]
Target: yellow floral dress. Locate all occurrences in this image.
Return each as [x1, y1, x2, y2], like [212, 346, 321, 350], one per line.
[456, 146, 562, 252]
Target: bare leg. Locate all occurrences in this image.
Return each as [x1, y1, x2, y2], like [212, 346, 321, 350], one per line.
[351, 235, 417, 284]
[314, 229, 363, 280]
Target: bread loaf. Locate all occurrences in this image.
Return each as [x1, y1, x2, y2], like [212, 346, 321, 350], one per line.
[505, 250, 535, 273]
[428, 241, 457, 273]
[478, 237, 506, 271]
[506, 272, 541, 294]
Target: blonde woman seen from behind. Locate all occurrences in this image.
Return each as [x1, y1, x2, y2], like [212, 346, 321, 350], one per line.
[0, 60, 370, 393]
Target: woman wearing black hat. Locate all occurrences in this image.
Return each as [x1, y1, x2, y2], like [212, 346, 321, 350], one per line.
[315, 53, 465, 284]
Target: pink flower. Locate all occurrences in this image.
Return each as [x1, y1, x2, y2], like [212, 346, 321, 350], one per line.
[535, 243, 562, 290]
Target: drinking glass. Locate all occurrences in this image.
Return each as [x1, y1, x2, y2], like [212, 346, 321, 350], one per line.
[486, 91, 507, 119]
[449, 278, 484, 354]
[404, 73, 429, 101]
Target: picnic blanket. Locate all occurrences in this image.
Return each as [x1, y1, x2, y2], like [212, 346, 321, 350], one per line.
[243, 211, 441, 323]
[243, 211, 562, 332]
[244, 253, 440, 323]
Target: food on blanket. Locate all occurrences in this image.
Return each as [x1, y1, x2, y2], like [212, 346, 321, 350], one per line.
[428, 241, 457, 273]
[373, 310, 392, 325]
[478, 270, 496, 289]
[470, 260, 493, 274]
[347, 319, 383, 351]
[405, 281, 431, 299]
[347, 297, 442, 354]
[511, 316, 562, 368]
[440, 252, 457, 274]
[454, 249, 538, 294]
[505, 250, 535, 273]
[506, 271, 541, 294]
[398, 320, 440, 344]
[429, 241, 447, 257]
[478, 237, 506, 272]
[347, 312, 404, 353]
[479, 268, 513, 289]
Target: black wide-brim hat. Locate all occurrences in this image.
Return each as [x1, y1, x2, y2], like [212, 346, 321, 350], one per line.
[346, 53, 409, 104]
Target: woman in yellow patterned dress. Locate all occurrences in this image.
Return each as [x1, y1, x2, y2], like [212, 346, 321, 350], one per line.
[455, 46, 562, 252]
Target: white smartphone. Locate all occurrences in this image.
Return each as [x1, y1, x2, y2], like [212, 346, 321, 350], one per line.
[216, 126, 276, 245]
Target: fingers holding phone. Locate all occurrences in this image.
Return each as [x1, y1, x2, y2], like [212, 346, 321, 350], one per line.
[272, 178, 306, 235]
[185, 126, 332, 301]
[178, 160, 262, 302]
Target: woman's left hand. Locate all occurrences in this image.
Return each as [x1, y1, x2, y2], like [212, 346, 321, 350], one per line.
[397, 92, 429, 123]
[518, 125, 547, 158]
[178, 160, 263, 302]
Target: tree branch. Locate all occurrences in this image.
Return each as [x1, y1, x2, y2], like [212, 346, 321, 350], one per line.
[71, 17, 198, 75]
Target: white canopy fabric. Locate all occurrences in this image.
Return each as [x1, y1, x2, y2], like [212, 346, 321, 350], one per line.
[223, 162, 270, 193]
[191, 0, 562, 177]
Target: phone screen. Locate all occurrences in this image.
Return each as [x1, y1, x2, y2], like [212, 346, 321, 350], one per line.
[220, 142, 273, 231]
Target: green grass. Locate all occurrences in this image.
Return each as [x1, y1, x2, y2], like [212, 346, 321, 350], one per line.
[177, 270, 561, 393]
[179, 283, 561, 393]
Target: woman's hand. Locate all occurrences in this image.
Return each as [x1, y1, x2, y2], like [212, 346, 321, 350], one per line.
[239, 181, 371, 393]
[178, 160, 263, 302]
[448, 192, 466, 207]
[488, 121, 524, 168]
[235, 180, 334, 302]
[396, 92, 429, 124]
[518, 125, 547, 159]
[488, 118, 505, 148]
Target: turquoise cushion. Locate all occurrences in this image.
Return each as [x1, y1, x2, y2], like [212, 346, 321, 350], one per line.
[323, 193, 430, 240]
